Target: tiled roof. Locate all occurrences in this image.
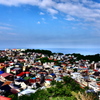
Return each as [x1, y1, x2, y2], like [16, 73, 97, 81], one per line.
[0, 96, 11, 100]
[2, 81, 12, 86]
[0, 73, 13, 77]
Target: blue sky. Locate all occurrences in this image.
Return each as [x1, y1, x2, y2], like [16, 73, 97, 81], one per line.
[0, 0, 100, 49]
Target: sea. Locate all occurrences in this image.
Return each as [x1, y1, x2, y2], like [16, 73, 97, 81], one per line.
[1, 47, 100, 56]
[40, 48, 100, 56]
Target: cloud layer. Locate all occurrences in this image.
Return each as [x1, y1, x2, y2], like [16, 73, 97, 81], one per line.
[0, 0, 100, 25]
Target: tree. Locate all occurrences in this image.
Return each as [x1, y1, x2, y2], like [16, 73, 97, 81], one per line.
[71, 91, 97, 100]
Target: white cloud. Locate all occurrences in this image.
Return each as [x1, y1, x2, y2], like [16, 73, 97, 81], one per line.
[52, 16, 58, 19]
[47, 8, 58, 15]
[41, 18, 45, 20]
[39, 0, 55, 8]
[0, 26, 12, 30]
[0, 0, 40, 6]
[8, 33, 17, 35]
[65, 15, 75, 21]
[72, 27, 76, 29]
[0, 0, 100, 28]
[37, 21, 40, 24]
[0, 23, 13, 26]
[40, 12, 45, 15]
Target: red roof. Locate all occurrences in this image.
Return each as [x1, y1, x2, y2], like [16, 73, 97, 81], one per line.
[61, 63, 66, 65]
[45, 79, 52, 81]
[0, 96, 11, 100]
[0, 63, 4, 66]
[0, 73, 13, 77]
[4, 64, 9, 67]
[29, 79, 36, 83]
[93, 69, 98, 72]
[29, 78, 40, 83]
[16, 72, 30, 76]
[18, 59, 25, 62]
[80, 66, 87, 68]
[25, 72, 30, 74]
[16, 72, 25, 76]
[36, 78, 40, 82]
[9, 62, 13, 63]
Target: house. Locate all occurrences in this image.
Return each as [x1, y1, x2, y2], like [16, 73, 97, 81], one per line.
[11, 67, 21, 74]
[0, 63, 5, 71]
[0, 73, 13, 81]
[6, 66, 14, 73]
[0, 71, 4, 74]
[0, 85, 11, 92]
[16, 72, 30, 78]
[71, 72, 83, 82]
[89, 81, 100, 92]
[0, 96, 11, 100]
[9, 62, 14, 66]
[0, 81, 4, 87]
[93, 72, 100, 77]
[10, 88, 19, 94]
[18, 88, 36, 96]
[14, 81, 27, 89]
[16, 72, 26, 78]
[2, 81, 12, 86]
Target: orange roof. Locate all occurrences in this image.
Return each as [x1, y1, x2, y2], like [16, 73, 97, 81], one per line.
[0, 66, 4, 69]
[2, 81, 12, 86]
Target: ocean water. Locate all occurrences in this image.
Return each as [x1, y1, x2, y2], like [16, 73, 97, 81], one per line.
[42, 48, 100, 55]
[1, 47, 100, 56]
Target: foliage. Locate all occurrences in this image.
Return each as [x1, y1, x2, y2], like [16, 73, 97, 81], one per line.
[38, 57, 59, 64]
[38, 57, 53, 63]
[0, 56, 9, 62]
[84, 86, 90, 90]
[23, 49, 52, 56]
[8, 94, 18, 100]
[67, 53, 100, 62]
[50, 80, 57, 86]
[57, 53, 64, 55]
[49, 96, 76, 100]
[29, 89, 50, 100]
[9, 76, 97, 100]
[18, 94, 30, 100]
[73, 68, 78, 72]
[63, 76, 84, 92]
[71, 91, 97, 100]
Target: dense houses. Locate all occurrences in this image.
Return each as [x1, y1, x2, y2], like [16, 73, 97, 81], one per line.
[0, 49, 100, 99]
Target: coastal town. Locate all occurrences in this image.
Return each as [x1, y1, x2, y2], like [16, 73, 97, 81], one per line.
[0, 48, 100, 100]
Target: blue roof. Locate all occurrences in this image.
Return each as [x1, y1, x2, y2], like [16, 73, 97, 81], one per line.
[53, 66, 59, 67]
[50, 73, 55, 76]
[0, 71, 4, 74]
[31, 77, 36, 79]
